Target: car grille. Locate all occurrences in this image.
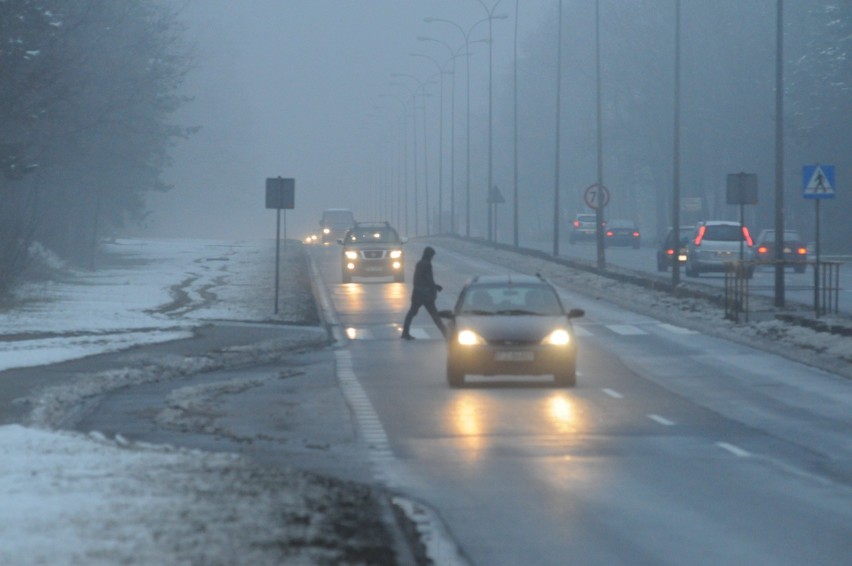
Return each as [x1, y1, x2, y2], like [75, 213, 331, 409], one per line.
[488, 339, 539, 346]
[362, 250, 386, 259]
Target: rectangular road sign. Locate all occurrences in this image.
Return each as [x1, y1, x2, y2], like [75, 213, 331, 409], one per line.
[265, 177, 295, 209]
[803, 165, 835, 199]
[726, 173, 758, 205]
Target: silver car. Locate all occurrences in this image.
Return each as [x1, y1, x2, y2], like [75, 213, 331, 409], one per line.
[685, 220, 755, 277]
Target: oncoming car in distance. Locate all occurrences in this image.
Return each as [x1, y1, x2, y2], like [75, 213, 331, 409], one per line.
[439, 275, 584, 388]
[319, 208, 355, 244]
[339, 222, 405, 283]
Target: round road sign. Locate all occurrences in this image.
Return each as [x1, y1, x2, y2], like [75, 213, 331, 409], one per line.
[583, 183, 610, 209]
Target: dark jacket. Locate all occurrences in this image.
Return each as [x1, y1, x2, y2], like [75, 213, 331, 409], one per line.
[412, 246, 441, 302]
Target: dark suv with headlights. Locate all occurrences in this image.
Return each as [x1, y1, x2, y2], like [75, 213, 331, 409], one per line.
[439, 274, 584, 388]
[339, 222, 405, 283]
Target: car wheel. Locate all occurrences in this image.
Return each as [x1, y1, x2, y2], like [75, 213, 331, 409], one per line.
[342, 271, 352, 284]
[657, 257, 667, 272]
[394, 272, 405, 283]
[632, 242, 640, 249]
[554, 365, 576, 387]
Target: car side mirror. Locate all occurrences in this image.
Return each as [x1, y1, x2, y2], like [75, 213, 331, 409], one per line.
[567, 308, 585, 319]
[336, 239, 344, 245]
[438, 309, 455, 320]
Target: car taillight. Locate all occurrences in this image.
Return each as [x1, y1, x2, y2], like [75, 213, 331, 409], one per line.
[666, 249, 675, 255]
[573, 220, 580, 228]
[743, 226, 754, 247]
[632, 231, 640, 237]
[694, 225, 706, 246]
[797, 247, 807, 255]
[606, 230, 613, 237]
[757, 246, 768, 254]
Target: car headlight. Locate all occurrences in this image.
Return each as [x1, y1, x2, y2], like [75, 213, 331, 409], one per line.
[457, 329, 485, 346]
[389, 249, 403, 259]
[344, 250, 358, 260]
[542, 329, 571, 346]
[323, 228, 330, 234]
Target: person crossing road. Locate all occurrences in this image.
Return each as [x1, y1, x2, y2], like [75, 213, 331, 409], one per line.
[401, 246, 447, 340]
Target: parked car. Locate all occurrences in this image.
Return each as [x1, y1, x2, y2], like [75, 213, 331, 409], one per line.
[568, 213, 601, 244]
[339, 221, 405, 283]
[754, 229, 808, 273]
[656, 225, 695, 271]
[604, 219, 641, 248]
[439, 274, 584, 388]
[685, 220, 754, 278]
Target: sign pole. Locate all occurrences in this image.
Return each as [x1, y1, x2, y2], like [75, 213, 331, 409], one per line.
[274, 208, 281, 314]
[814, 199, 820, 317]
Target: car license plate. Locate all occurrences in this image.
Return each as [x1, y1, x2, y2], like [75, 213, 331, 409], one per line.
[365, 266, 383, 272]
[494, 351, 534, 362]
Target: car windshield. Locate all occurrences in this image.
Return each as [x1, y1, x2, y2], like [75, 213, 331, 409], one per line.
[460, 284, 563, 316]
[703, 224, 746, 241]
[345, 228, 399, 243]
[577, 215, 596, 223]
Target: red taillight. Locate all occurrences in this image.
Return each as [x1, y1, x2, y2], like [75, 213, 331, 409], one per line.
[573, 220, 580, 228]
[757, 246, 768, 254]
[666, 249, 675, 255]
[632, 231, 640, 237]
[606, 230, 614, 237]
[743, 226, 753, 247]
[694, 225, 706, 246]
[797, 247, 807, 255]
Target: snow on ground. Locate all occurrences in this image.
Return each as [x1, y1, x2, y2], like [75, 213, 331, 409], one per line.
[0, 239, 400, 565]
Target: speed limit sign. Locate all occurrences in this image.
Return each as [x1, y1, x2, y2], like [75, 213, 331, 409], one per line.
[583, 183, 610, 209]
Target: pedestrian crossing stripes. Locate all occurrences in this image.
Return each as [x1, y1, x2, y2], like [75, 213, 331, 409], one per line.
[340, 322, 699, 341]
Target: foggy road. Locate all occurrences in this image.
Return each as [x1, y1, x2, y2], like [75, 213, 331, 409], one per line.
[313, 240, 851, 565]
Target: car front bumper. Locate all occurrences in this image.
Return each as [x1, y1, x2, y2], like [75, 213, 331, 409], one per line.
[447, 343, 576, 376]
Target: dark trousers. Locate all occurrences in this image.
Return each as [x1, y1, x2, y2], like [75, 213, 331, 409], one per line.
[402, 296, 447, 337]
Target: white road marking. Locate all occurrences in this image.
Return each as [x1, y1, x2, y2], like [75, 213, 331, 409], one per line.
[334, 349, 467, 565]
[648, 414, 675, 426]
[658, 323, 698, 335]
[716, 442, 751, 457]
[602, 388, 624, 399]
[607, 324, 647, 336]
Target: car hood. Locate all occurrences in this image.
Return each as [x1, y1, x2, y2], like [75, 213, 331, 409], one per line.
[454, 314, 570, 342]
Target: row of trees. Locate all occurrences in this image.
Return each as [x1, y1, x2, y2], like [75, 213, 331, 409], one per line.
[0, 0, 193, 293]
[468, 1, 849, 249]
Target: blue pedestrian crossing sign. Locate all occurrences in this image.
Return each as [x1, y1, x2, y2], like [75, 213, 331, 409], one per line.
[802, 164, 835, 199]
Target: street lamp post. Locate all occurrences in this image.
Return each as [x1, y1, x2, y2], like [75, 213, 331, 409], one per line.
[412, 53, 454, 234]
[391, 74, 432, 235]
[379, 94, 410, 234]
[425, 15, 500, 238]
[477, 1, 505, 242]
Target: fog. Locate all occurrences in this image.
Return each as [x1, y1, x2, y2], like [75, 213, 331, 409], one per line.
[127, 1, 852, 248]
[141, 1, 546, 240]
